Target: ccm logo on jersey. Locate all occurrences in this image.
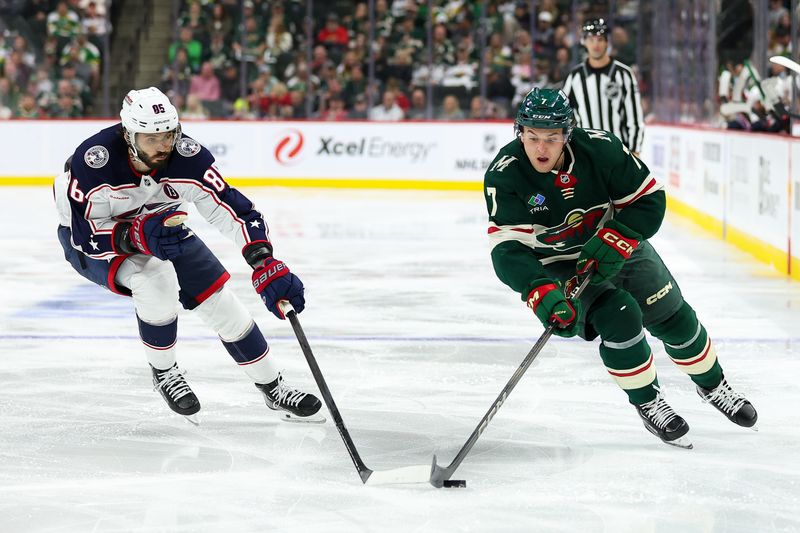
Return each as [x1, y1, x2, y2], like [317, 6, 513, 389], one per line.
[646, 282, 674, 305]
[599, 228, 638, 258]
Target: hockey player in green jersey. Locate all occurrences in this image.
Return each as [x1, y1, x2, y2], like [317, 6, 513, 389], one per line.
[485, 87, 757, 448]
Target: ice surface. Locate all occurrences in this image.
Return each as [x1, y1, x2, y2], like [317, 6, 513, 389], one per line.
[1, 187, 799, 532]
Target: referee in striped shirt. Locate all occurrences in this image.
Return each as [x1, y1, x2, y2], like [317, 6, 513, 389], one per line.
[562, 18, 645, 155]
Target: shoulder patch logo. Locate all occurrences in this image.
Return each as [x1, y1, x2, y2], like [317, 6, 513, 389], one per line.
[176, 137, 201, 157]
[84, 145, 109, 168]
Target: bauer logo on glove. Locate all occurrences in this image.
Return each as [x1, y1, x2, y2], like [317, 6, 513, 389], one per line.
[251, 257, 305, 320]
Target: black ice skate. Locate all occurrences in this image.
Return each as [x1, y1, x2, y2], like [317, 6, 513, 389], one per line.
[635, 392, 692, 449]
[697, 378, 758, 430]
[151, 364, 201, 425]
[255, 373, 324, 423]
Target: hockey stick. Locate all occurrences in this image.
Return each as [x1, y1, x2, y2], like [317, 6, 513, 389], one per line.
[769, 55, 800, 75]
[742, 59, 800, 120]
[278, 301, 432, 486]
[429, 273, 593, 488]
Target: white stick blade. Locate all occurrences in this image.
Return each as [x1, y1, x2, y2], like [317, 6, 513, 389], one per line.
[770, 55, 800, 75]
[364, 464, 432, 485]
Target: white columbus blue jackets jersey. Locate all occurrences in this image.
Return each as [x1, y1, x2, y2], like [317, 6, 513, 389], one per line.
[54, 123, 270, 260]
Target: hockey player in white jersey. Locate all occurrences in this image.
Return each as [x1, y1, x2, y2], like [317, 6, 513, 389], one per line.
[54, 87, 323, 424]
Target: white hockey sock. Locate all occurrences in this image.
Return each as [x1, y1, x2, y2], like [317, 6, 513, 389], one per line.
[144, 345, 178, 371]
[194, 286, 279, 384]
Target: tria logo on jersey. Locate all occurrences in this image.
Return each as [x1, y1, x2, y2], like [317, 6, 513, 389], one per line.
[527, 193, 548, 213]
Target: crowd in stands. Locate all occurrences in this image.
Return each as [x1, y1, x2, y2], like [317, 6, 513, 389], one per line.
[718, 0, 795, 133]
[0, 0, 109, 118]
[162, 0, 622, 121]
[0, 0, 639, 122]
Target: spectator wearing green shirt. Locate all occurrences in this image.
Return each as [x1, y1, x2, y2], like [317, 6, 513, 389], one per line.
[47, 2, 81, 52]
[169, 28, 203, 73]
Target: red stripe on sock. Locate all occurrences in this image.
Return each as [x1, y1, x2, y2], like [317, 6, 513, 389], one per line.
[607, 353, 654, 377]
[672, 342, 711, 366]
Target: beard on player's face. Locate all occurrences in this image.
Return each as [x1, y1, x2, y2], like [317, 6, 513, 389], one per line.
[138, 149, 171, 170]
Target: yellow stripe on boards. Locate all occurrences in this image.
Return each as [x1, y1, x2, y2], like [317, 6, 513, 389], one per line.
[725, 224, 790, 275]
[225, 177, 484, 191]
[1, 177, 56, 186]
[667, 194, 792, 277]
[665, 195, 724, 238]
[0, 176, 485, 191]
[792, 255, 800, 281]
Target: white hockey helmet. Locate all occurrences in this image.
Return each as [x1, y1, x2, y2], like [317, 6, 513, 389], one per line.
[120, 87, 181, 158]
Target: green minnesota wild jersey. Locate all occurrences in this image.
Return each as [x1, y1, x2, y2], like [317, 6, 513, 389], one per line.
[484, 127, 666, 298]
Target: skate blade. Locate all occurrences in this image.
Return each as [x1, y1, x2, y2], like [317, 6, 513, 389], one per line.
[664, 435, 693, 449]
[278, 412, 327, 424]
[183, 413, 200, 426]
[748, 424, 759, 432]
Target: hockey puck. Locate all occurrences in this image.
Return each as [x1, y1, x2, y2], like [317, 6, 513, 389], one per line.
[442, 479, 467, 488]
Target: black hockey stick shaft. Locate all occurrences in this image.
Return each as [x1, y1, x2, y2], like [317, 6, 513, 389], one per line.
[283, 306, 374, 483]
[430, 274, 593, 487]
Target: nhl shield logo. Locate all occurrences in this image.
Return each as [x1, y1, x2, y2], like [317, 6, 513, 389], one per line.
[605, 80, 620, 99]
[176, 137, 201, 157]
[84, 145, 109, 168]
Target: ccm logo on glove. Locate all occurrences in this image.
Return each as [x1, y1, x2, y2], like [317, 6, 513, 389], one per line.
[599, 228, 638, 258]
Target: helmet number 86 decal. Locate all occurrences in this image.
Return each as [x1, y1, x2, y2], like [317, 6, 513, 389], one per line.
[152, 103, 166, 114]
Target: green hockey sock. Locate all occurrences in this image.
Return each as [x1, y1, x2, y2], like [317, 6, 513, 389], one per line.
[590, 289, 659, 405]
[648, 302, 722, 389]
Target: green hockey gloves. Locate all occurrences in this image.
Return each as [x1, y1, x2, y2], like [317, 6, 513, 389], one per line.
[526, 279, 581, 338]
[576, 219, 641, 283]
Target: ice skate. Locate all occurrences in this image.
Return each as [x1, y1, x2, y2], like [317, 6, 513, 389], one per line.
[697, 378, 758, 430]
[255, 373, 325, 423]
[151, 364, 201, 425]
[635, 392, 692, 449]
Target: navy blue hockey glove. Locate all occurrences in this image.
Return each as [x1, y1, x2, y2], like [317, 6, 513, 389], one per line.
[128, 208, 195, 260]
[252, 257, 305, 320]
